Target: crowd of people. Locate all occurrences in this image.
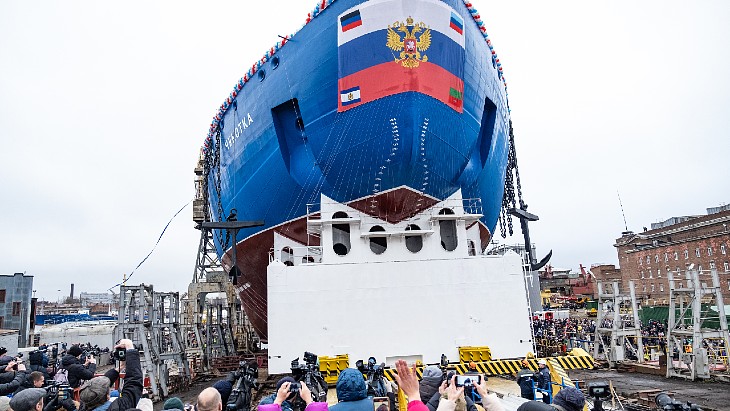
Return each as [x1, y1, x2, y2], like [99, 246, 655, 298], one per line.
[532, 316, 679, 357]
[0, 339, 143, 411]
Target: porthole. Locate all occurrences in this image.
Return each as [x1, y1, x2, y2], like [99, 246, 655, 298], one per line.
[405, 224, 423, 253]
[281, 246, 294, 265]
[258, 69, 266, 82]
[272, 56, 280, 69]
[369, 226, 387, 255]
[332, 212, 351, 256]
[438, 208, 458, 252]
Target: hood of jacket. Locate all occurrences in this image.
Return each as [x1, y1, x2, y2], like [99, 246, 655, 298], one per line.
[61, 354, 80, 368]
[419, 376, 441, 405]
[336, 368, 367, 402]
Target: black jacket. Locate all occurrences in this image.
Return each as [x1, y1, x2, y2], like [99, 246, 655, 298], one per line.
[0, 370, 27, 395]
[61, 355, 97, 388]
[88, 349, 143, 411]
[516, 368, 535, 399]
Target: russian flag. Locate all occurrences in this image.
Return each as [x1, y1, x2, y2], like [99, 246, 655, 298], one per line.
[337, 0, 466, 113]
[450, 12, 463, 35]
[340, 10, 362, 32]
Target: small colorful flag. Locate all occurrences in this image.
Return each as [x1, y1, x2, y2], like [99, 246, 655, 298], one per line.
[449, 87, 463, 107]
[341, 86, 362, 106]
[340, 10, 362, 32]
[449, 12, 463, 35]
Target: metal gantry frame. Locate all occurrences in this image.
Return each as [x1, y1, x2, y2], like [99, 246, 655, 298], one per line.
[666, 269, 730, 380]
[593, 280, 644, 367]
[115, 284, 191, 400]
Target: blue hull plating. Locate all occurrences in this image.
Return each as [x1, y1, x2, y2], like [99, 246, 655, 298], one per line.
[205, 0, 510, 339]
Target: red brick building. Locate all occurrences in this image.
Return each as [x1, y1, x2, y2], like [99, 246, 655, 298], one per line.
[612, 205, 730, 305]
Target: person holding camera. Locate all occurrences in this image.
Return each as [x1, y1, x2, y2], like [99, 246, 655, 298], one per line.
[259, 379, 326, 411]
[0, 359, 29, 395]
[78, 339, 143, 411]
[61, 345, 96, 388]
[259, 377, 299, 411]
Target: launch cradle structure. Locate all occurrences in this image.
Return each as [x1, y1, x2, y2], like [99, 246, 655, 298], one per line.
[666, 269, 730, 380]
[115, 284, 191, 400]
[592, 280, 644, 368]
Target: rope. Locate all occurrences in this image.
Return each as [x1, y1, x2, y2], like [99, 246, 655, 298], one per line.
[107, 199, 192, 291]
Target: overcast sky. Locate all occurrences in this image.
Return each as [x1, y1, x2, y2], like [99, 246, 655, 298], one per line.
[1, 1, 729, 301]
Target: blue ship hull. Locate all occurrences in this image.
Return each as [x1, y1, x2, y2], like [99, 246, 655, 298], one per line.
[204, 0, 510, 339]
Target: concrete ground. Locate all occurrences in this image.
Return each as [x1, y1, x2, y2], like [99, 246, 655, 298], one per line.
[570, 368, 730, 411]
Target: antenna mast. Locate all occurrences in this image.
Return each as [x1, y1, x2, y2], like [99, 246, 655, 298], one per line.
[617, 190, 628, 231]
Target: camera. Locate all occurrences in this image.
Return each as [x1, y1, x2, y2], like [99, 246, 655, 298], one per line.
[112, 347, 126, 361]
[226, 361, 259, 411]
[290, 352, 328, 407]
[454, 374, 481, 387]
[656, 393, 704, 411]
[289, 382, 300, 394]
[587, 382, 610, 399]
[46, 382, 71, 401]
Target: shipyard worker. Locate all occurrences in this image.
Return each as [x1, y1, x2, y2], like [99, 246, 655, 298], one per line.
[0, 360, 29, 396]
[329, 368, 373, 411]
[62, 345, 96, 388]
[259, 380, 326, 411]
[198, 387, 223, 411]
[515, 360, 535, 400]
[78, 339, 142, 411]
[535, 360, 551, 404]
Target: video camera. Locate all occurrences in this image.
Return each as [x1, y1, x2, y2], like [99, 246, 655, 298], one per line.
[587, 382, 610, 400]
[656, 393, 704, 411]
[45, 381, 71, 401]
[111, 347, 126, 362]
[226, 361, 258, 411]
[355, 356, 387, 397]
[290, 352, 328, 406]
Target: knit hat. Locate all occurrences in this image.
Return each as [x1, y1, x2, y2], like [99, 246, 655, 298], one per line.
[164, 397, 185, 410]
[79, 376, 112, 408]
[552, 387, 585, 411]
[0, 396, 10, 411]
[276, 376, 297, 390]
[422, 365, 442, 380]
[521, 360, 529, 367]
[10, 388, 46, 411]
[68, 345, 84, 358]
[212, 380, 233, 405]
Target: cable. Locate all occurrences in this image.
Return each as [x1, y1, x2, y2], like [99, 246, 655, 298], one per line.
[108, 199, 193, 291]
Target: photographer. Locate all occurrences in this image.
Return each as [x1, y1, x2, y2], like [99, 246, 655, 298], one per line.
[61, 345, 96, 388]
[259, 377, 299, 411]
[78, 339, 143, 411]
[0, 359, 29, 395]
[29, 351, 50, 382]
[259, 379, 326, 411]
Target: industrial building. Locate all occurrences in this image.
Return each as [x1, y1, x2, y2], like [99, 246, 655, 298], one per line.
[610, 205, 730, 305]
[0, 273, 34, 347]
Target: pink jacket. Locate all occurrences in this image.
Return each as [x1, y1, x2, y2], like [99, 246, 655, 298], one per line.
[259, 403, 329, 411]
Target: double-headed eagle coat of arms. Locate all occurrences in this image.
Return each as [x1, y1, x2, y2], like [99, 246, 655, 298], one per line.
[386, 17, 432, 69]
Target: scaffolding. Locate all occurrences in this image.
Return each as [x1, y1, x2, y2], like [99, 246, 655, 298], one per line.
[592, 280, 644, 368]
[666, 268, 730, 380]
[115, 284, 191, 400]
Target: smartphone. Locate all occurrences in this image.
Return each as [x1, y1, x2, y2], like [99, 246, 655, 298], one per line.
[454, 374, 481, 387]
[373, 397, 389, 411]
